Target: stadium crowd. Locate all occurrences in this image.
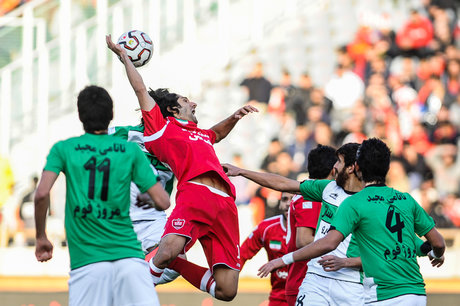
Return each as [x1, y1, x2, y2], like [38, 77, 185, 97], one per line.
[238, 0, 460, 228]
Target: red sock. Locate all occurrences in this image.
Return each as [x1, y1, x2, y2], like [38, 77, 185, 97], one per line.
[169, 257, 216, 296]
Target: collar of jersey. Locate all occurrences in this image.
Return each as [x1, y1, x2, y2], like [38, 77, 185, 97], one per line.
[170, 117, 197, 128]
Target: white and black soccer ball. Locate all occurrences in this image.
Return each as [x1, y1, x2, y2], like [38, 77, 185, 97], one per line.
[117, 30, 153, 67]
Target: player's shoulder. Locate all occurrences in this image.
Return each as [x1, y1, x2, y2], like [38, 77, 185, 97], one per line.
[260, 215, 283, 227]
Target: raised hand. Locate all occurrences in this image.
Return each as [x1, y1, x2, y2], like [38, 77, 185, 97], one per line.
[233, 105, 259, 119]
[106, 34, 127, 60]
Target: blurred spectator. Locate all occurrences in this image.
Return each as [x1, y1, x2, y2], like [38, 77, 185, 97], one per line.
[397, 141, 432, 190]
[268, 69, 296, 117]
[250, 187, 282, 225]
[229, 153, 254, 206]
[425, 143, 460, 197]
[286, 73, 314, 126]
[325, 64, 364, 132]
[0, 0, 20, 16]
[449, 94, 460, 126]
[441, 193, 460, 227]
[260, 137, 284, 172]
[396, 9, 434, 58]
[18, 175, 39, 246]
[387, 159, 411, 192]
[286, 125, 316, 174]
[240, 62, 273, 107]
[442, 59, 460, 99]
[413, 175, 455, 228]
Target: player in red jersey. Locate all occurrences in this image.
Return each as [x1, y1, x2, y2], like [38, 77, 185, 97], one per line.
[107, 35, 258, 301]
[285, 145, 337, 305]
[240, 192, 292, 306]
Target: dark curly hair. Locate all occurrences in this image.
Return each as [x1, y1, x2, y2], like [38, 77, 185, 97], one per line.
[307, 144, 337, 179]
[77, 85, 113, 133]
[356, 138, 391, 184]
[336, 142, 360, 168]
[148, 88, 181, 118]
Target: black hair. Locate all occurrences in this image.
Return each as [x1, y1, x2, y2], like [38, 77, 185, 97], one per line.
[336, 142, 360, 168]
[356, 138, 391, 184]
[307, 144, 337, 179]
[148, 88, 181, 118]
[77, 85, 113, 133]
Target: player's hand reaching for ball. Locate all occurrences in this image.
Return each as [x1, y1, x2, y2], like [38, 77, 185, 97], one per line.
[257, 258, 284, 278]
[106, 35, 128, 62]
[35, 237, 54, 262]
[233, 105, 259, 119]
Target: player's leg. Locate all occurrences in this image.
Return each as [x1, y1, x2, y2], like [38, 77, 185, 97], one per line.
[329, 278, 364, 306]
[212, 265, 240, 301]
[149, 234, 187, 283]
[296, 273, 331, 305]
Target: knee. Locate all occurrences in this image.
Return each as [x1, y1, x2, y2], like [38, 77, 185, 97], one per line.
[214, 284, 237, 301]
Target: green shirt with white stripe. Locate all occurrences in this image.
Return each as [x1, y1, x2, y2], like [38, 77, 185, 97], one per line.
[332, 184, 435, 301]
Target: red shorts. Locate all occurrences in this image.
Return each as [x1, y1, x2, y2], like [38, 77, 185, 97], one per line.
[269, 297, 288, 306]
[163, 181, 241, 271]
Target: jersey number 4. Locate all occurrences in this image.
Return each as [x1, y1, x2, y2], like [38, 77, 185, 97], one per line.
[385, 206, 404, 243]
[84, 157, 110, 201]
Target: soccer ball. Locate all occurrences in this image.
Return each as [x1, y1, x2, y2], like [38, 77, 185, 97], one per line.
[117, 30, 153, 67]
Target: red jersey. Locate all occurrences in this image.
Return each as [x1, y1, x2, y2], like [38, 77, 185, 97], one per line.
[240, 215, 288, 304]
[285, 195, 321, 297]
[142, 105, 235, 197]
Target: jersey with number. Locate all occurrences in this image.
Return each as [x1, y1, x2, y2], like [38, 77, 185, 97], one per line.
[332, 185, 435, 301]
[108, 125, 174, 221]
[44, 133, 158, 270]
[240, 215, 288, 303]
[142, 105, 235, 197]
[299, 179, 363, 283]
[285, 194, 321, 296]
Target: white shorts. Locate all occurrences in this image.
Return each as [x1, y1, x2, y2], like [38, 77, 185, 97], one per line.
[132, 219, 167, 253]
[68, 258, 159, 306]
[297, 273, 364, 306]
[366, 294, 426, 306]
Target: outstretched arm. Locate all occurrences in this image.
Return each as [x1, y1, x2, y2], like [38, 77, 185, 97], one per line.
[258, 230, 343, 277]
[210, 105, 258, 143]
[106, 35, 156, 112]
[34, 170, 58, 262]
[222, 163, 301, 193]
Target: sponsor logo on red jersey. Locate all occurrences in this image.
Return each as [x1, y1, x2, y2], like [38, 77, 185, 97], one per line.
[172, 218, 185, 230]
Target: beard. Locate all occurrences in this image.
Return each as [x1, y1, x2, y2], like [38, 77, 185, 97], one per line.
[336, 168, 349, 189]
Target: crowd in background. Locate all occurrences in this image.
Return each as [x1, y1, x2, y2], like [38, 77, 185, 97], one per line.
[238, 0, 460, 228]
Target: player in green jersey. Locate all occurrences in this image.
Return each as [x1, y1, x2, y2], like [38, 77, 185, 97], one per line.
[258, 138, 445, 306]
[34, 85, 170, 306]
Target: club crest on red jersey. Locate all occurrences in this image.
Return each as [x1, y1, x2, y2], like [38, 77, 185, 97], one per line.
[172, 218, 185, 230]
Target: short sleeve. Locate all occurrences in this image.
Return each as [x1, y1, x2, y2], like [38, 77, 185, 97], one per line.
[43, 142, 65, 175]
[131, 144, 158, 192]
[293, 197, 321, 229]
[331, 197, 360, 238]
[411, 194, 435, 237]
[141, 105, 167, 136]
[201, 128, 217, 144]
[299, 179, 332, 202]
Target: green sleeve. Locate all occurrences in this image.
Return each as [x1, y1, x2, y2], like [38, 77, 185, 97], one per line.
[43, 142, 65, 175]
[131, 144, 158, 192]
[299, 179, 332, 202]
[410, 194, 435, 237]
[331, 197, 360, 238]
[415, 237, 428, 257]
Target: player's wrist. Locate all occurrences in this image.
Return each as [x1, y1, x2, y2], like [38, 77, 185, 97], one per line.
[429, 250, 442, 260]
[281, 253, 294, 265]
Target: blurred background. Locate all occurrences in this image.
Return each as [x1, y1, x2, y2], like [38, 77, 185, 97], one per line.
[0, 0, 459, 305]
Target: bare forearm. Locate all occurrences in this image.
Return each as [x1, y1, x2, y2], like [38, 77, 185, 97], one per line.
[210, 116, 239, 143]
[119, 53, 154, 111]
[239, 168, 300, 193]
[34, 195, 49, 239]
[293, 230, 343, 262]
